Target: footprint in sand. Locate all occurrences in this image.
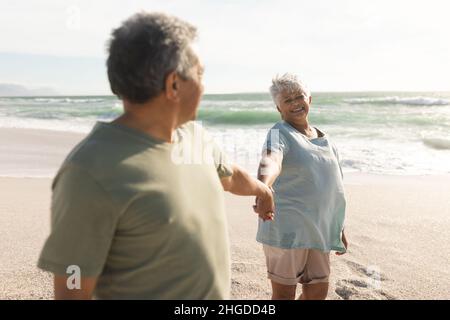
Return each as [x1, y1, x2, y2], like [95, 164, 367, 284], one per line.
[343, 279, 368, 288]
[334, 282, 359, 300]
[344, 260, 389, 281]
[334, 278, 396, 300]
[334, 260, 396, 300]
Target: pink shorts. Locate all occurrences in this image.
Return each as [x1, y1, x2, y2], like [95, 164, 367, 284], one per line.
[263, 244, 330, 286]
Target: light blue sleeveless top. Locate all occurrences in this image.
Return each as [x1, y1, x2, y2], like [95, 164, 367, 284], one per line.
[256, 121, 346, 253]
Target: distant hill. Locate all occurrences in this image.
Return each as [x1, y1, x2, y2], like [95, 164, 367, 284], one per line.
[0, 83, 58, 97]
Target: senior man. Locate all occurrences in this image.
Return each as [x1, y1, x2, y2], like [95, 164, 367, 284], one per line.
[37, 12, 274, 300]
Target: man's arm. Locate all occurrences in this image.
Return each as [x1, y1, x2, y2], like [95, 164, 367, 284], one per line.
[54, 275, 97, 300]
[37, 165, 119, 300]
[220, 164, 274, 220]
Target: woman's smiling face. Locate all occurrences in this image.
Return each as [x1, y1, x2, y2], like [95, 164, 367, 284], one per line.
[276, 89, 312, 122]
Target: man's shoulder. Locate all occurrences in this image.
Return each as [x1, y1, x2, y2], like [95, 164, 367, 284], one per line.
[53, 135, 103, 189]
[62, 127, 108, 167]
[56, 124, 130, 181]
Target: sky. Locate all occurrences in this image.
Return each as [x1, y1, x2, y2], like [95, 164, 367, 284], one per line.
[0, 0, 450, 95]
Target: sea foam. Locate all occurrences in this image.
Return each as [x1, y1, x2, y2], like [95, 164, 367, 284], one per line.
[345, 96, 449, 106]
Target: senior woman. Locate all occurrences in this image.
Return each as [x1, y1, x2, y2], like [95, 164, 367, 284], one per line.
[255, 73, 348, 300]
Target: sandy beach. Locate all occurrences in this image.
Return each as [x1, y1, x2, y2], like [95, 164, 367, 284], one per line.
[0, 127, 449, 300]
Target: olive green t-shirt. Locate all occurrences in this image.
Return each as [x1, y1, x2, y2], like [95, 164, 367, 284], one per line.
[37, 121, 233, 299]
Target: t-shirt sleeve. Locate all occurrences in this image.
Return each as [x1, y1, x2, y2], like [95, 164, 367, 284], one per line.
[37, 164, 119, 277]
[204, 129, 234, 178]
[262, 127, 290, 156]
[212, 140, 234, 178]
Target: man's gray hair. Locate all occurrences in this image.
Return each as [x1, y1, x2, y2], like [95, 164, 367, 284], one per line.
[107, 12, 198, 103]
[269, 73, 311, 105]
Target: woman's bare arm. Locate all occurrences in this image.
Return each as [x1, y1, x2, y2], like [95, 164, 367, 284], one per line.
[257, 150, 283, 187]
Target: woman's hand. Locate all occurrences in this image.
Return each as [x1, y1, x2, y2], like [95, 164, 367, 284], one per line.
[335, 229, 348, 256]
[253, 197, 274, 221]
[253, 186, 275, 221]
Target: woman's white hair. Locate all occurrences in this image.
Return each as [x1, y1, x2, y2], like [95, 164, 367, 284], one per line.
[269, 73, 310, 105]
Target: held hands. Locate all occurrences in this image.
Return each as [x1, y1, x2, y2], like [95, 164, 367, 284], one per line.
[253, 185, 275, 221]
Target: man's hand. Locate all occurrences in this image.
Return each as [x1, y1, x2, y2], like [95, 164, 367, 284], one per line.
[253, 185, 275, 221]
[219, 164, 275, 221]
[335, 229, 348, 256]
[220, 164, 275, 221]
[54, 275, 97, 300]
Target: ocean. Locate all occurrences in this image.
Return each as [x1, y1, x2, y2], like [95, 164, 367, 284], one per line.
[1, 92, 450, 176]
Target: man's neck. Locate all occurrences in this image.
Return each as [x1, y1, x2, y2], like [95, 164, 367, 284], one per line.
[113, 98, 182, 143]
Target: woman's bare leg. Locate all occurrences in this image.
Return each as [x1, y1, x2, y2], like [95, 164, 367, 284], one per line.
[270, 281, 297, 300]
[298, 282, 329, 300]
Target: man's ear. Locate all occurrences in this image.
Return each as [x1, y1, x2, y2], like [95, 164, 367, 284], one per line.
[309, 96, 312, 104]
[164, 71, 180, 102]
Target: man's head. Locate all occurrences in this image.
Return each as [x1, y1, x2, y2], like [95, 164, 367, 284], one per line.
[269, 73, 311, 123]
[107, 12, 204, 122]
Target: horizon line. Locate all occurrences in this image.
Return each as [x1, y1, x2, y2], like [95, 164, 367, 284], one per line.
[1, 90, 450, 98]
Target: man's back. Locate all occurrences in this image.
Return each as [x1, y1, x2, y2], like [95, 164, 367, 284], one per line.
[38, 121, 232, 299]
